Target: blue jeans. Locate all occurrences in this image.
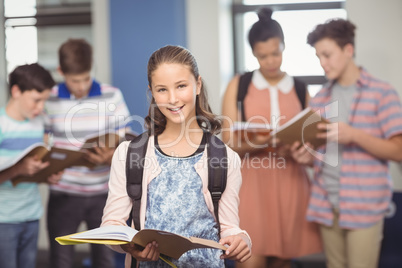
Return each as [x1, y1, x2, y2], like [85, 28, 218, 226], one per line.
[0, 220, 39, 268]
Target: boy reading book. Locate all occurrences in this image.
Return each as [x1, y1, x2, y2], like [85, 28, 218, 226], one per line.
[44, 38, 131, 268]
[291, 19, 402, 268]
[0, 63, 61, 268]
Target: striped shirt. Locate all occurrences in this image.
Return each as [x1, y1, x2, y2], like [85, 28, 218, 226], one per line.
[44, 80, 130, 196]
[308, 68, 402, 229]
[0, 107, 44, 223]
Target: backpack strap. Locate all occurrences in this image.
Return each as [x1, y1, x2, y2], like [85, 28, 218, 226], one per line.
[126, 132, 228, 229]
[125, 132, 227, 266]
[294, 77, 307, 109]
[237, 71, 253, 122]
[125, 132, 149, 268]
[205, 132, 228, 237]
[126, 132, 149, 231]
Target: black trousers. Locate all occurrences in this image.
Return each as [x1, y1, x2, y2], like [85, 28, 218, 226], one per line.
[47, 192, 115, 268]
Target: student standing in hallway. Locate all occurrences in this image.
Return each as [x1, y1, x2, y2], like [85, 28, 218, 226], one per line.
[45, 39, 131, 268]
[0, 63, 61, 268]
[291, 18, 402, 268]
[221, 7, 322, 268]
[102, 45, 251, 267]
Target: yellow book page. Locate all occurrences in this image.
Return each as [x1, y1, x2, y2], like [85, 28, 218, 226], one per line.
[55, 232, 130, 246]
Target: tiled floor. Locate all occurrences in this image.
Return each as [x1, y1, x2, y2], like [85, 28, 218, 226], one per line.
[36, 250, 326, 268]
[36, 250, 89, 268]
[294, 253, 326, 268]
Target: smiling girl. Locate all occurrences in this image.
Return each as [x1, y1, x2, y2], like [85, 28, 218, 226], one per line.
[101, 45, 251, 267]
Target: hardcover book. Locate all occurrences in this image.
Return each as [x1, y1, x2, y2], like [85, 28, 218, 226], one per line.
[56, 225, 227, 260]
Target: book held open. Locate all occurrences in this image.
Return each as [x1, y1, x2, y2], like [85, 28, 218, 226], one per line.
[0, 142, 49, 173]
[5, 130, 137, 186]
[231, 121, 271, 134]
[231, 121, 272, 142]
[270, 107, 329, 148]
[56, 225, 227, 260]
[6, 143, 86, 186]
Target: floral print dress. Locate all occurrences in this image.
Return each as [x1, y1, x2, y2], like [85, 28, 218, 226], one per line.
[139, 135, 224, 268]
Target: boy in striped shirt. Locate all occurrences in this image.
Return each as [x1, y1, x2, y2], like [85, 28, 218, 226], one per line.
[0, 63, 60, 268]
[291, 19, 402, 268]
[44, 39, 131, 268]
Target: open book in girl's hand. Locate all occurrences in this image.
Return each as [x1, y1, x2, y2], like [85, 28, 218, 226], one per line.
[231, 122, 271, 142]
[231, 121, 272, 134]
[231, 122, 272, 141]
[56, 225, 227, 260]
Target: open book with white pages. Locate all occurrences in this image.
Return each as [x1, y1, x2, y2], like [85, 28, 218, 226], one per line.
[5, 130, 137, 186]
[0, 142, 50, 173]
[270, 107, 329, 148]
[3, 142, 86, 186]
[231, 121, 272, 134]
[56, 225, 227, 260]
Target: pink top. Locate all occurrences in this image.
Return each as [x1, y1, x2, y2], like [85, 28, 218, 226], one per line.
[238, 71, 322, 257]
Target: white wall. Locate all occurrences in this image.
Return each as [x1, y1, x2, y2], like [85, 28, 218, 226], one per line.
[185, 0, 234, 116]
[346, 0, 402, 191]
[92, 0, 111, 84]
[0, 0, 7, 107]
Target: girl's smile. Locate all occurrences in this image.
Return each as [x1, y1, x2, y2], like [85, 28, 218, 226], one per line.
[167, 105, 184, 113]
[150, 63, 201, 126]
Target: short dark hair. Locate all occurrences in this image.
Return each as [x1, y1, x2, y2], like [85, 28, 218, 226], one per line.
[248, 7, 284, 50]
[307, 18, 356, 48]
[9, 63, 55, 94]
[59, 38, 92, 74]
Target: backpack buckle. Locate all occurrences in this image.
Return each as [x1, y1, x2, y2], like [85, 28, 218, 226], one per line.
[211, 191, 222, 201]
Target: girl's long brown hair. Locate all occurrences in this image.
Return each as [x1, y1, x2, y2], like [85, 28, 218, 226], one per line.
[145, 45, 221, 136]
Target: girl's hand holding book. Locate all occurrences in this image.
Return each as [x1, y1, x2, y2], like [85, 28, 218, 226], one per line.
[121, 241, 160, 262]
[219, 234, 251, 263]
[289, 141, 314, 166]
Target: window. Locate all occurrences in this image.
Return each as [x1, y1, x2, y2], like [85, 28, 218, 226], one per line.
[4, 0, 38, 74]
[3, 0, 91, 81]
[233, 0, 346, 96]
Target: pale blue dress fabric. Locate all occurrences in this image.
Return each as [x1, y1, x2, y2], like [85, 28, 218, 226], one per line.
[139, 139, 224, 268]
